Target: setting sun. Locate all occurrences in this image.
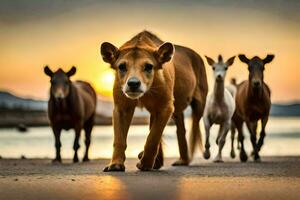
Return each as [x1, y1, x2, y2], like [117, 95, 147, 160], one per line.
[95, 69, 115, 97]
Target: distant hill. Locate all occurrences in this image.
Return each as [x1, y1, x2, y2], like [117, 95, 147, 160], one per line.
[0, 91, 47, 111]
[0, 91, 149, 127]
[0, 91, 299, 117]
[270, 104, 300, 117]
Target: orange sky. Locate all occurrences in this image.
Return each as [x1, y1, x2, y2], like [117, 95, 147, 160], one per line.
[0, 1, 299, 103]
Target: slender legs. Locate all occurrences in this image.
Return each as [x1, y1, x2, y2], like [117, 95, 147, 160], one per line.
[214, 122, 230, 162]
[172, 112, 189, 166]
[52, 127, 62, 163]
[136, 105, 173, 171]
[246, 121, 260, 161]
[103, 106, 135, 172]
[203, 117, 212, 159]
[257, 116, 268, 152]
[230, 122, 236, 158]
[83, 115, 95, 162]
[73, 125, 82, 163]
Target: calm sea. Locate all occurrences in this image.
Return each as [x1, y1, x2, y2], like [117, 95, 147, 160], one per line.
[0, 117, 299, 159]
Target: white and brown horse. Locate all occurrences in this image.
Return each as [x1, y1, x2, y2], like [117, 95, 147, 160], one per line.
[203, 55, 235, 162]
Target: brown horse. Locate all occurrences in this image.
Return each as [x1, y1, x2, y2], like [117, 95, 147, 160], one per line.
[44, 66, 97, 163]
[233, 54, 274, 162]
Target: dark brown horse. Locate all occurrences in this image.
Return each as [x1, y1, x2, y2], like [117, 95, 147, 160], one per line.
[233, 54, 274, 162]
[44, 66, 97, 163]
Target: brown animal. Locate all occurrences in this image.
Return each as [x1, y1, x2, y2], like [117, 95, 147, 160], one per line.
[233, 54, 274, 162]
[44, 66, 97, 163]
[100, 31, 208, 171]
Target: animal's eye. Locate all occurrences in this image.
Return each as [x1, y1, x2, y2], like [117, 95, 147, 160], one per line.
[144, 63, 153, 72]
[225, 67, 228, 70]
[118, 63, 127, 72]
[212, 67, 215, 70]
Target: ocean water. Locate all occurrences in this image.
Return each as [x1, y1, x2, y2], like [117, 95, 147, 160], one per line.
[0, 117, 299, 160]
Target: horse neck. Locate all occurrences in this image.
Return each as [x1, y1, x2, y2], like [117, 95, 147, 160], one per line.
[213, 79, 225, 103]
[247, 81, 264, 101]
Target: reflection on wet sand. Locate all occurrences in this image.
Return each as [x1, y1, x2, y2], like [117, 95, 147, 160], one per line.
[94, 176, 130, 200]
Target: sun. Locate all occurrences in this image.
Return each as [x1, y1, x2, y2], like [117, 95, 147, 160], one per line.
[95, 69, 115, 97]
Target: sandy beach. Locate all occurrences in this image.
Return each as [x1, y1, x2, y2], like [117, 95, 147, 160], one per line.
[0, 156, 299, 200]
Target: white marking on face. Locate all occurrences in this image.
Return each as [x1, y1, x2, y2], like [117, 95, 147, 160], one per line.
[54, 88, 65, 99]
[213, 63, 228, 81]
[122, 76, 147, 99]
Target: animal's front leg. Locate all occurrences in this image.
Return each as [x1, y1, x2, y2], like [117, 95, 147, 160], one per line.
[52, 126, 62, 163]
[137, 106, 173, 171]
[103, 106, 135, 172]
[73, 125, 82, 163]
[203, 117, 212, 159]
[246, 121, 260, 161]
[214, 122, 230, 163]
[257, 116, 268, 152]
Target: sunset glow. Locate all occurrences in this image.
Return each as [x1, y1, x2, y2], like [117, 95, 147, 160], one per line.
[95, 69, 115, 97]
[0, 1, 299, 102]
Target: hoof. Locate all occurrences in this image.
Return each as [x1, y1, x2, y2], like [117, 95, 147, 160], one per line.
[203, 150, 211, 159]
[103, 164, 125, 172]
[82, 157, 90, 162]
[240, 151, 248, 162]
[136, 161, 153, 171]
[254, 154, 261, 162]
[73, 157, 79, 163]
[172, 159, 189, 166]
[230, 150, 236, 159]
[52, 158, 62, 164]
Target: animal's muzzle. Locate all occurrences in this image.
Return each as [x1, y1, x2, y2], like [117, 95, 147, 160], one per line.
[127, 77, 141, 91]
[252, 81, 261, 88]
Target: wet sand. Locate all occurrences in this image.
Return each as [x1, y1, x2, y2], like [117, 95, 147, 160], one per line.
[0, 156, 299, 200]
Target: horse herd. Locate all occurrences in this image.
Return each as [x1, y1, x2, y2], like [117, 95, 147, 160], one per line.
[44, 31, 273, 171]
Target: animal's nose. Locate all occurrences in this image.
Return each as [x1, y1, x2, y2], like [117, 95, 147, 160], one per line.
[253, 81, 260, 87]
[216, 74, 222, 81]
[127, 77, 141, 90]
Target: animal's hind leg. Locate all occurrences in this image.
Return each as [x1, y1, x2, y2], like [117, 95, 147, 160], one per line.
[214, 122, 230, 163]
[230, 122, 236, 158]
[73, 125, 82, 163]
[52, 127, 62, 163]
[172, 112, 189, 166]
[246, 121, 260, 162]
[189, 98, 204, 160]
[257, 116, 268, 153]
[83, 115, 94, 162]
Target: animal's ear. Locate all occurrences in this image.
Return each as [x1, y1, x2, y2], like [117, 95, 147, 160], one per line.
[156, 42, 174, 65]
[66, 66, 76, 77]
[226, 56, 235, 67]
[100, 42, 119, 66]
[238, 54, 250, 64]
[44, 66, 53, 77]
[263, 54, 274, 64]
[205, 56, 215, 66]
